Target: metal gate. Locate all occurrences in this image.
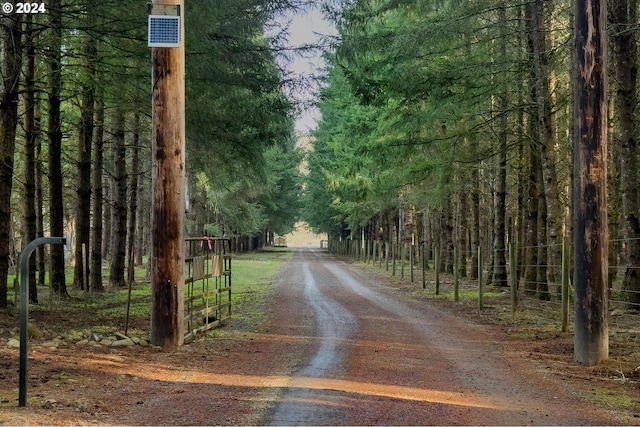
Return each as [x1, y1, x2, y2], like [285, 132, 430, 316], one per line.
[184, 237, 231, 342]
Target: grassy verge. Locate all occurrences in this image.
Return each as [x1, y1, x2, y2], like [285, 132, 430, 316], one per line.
[1, 248, 294, 341]
[223, 248, 293, 332]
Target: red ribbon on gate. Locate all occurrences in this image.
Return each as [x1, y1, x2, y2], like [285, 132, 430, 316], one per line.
[201, 236, 212, 250]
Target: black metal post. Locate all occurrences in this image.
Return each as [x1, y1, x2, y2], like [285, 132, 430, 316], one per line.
[19, 237, 66, 407]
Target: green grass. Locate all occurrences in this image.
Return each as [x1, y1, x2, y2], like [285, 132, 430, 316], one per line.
[593, 387, 639, 410]
[411, 288, 503, 301]
[223, 248, 293, 329]
[3, 249, 294, 339]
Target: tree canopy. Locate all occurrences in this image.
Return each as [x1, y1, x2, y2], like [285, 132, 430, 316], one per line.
[0, 0, 302, 306]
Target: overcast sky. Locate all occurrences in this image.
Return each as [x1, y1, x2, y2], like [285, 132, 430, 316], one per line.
[279, 5, 337, 134]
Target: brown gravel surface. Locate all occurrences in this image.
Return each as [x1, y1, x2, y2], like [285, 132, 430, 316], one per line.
[1, 248, 638, 425]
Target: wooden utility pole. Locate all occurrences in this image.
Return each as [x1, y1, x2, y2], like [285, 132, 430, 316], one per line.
[573, 0, 608, 365]
[150, 0, 185, 347]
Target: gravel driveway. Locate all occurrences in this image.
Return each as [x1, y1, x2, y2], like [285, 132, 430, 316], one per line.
[264, 248, 619, 425]
[0, 247, 631, 425]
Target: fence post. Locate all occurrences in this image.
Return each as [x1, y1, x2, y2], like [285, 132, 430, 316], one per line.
[454, 245, 460, 302]
[401, 243, 406, 278]
[410, 243, 414, 283]
[422, 242, 426, 289]
[365, 239, 369, 263]
[385, 241, 389, 271]
[510, 241, 518, 317]
[362, 239, 366, 262]
[366, 239, 370, 263]
[478, 245, 484, 310]
[562, 236, 570, 332]
[435, 245, 440, 295]
[392, 242, 397, 276]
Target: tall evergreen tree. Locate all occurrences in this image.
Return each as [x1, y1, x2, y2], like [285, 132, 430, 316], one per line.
[611, 0, 640, 308]
[0, 13, 24, 307]
[73, 0, 99, 290]
[47, 0, 67, 296]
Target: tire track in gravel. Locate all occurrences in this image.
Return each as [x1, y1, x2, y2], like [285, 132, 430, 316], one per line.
[269, 252, 357, 425]
[267, 249, 619, 425]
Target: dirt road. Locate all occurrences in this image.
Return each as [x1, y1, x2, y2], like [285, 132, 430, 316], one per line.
[1, 247, 634, 425]
[264, 248, 620, 425]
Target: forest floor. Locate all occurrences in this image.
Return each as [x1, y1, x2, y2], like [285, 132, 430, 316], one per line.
[0, 249, 639, 425]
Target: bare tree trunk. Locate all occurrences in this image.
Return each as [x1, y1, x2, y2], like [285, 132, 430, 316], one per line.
[573, 0, 609, 366]
[485, 168, 495, 282]
[24, 13, 38, 302]
[527, 0, 563, 285]
[109, 107, 127, 288]
[127, 113, 141, 282]
[470, 136, 480, 279]
[457, 189, 468, 277]
[516, 2, 527, 284]
[607, 94, 621, 286]
[90, 90, 105, 291]
[492, 4, 508, 288]
[0, 13, 23, 307]
[135, 170, 148, 267]
[102, 163, 112, 261]
[35, 103, 45, 287]
[48, 0, 67, 297]
[421, 208, 431, 271]
[442, 202, 454, 274]
[611, 0, 640, 308]
[517, 134, 527, 285]
[536, 167, 550, 301]
[73, 9, 97, 290]
[524, 136, 540, 296]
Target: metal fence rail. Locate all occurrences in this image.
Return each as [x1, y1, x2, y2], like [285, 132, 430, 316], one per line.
[328, 236, 640, 333]
[183, 237, 231, 342]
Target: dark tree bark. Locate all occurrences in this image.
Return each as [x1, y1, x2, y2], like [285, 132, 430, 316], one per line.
[527, 0, 563, 284]
[24, 13, 38, 302]
[73, 10, 98, 290]
[492, 4, 508, 288]
[90, 90, 105, 291]
[135, 170, 149, 268]
[109, 108, 127, 288]
[48, 0, 68, 297]
[611, 0, 640, 308]
[442, 202, 454, 274]
[470, 136, 480, 280]
[457, 189, 468, 277]
[524, 138, 540, 296]
[102, 158, 112, 262]
[127, 113, 141, 283]
[573, 0, 609, 366]
[35, 103, 45, 287]
[0, 13, 23, 307]
[536, 166, 550, 301]
[516, 3, 527, 285]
